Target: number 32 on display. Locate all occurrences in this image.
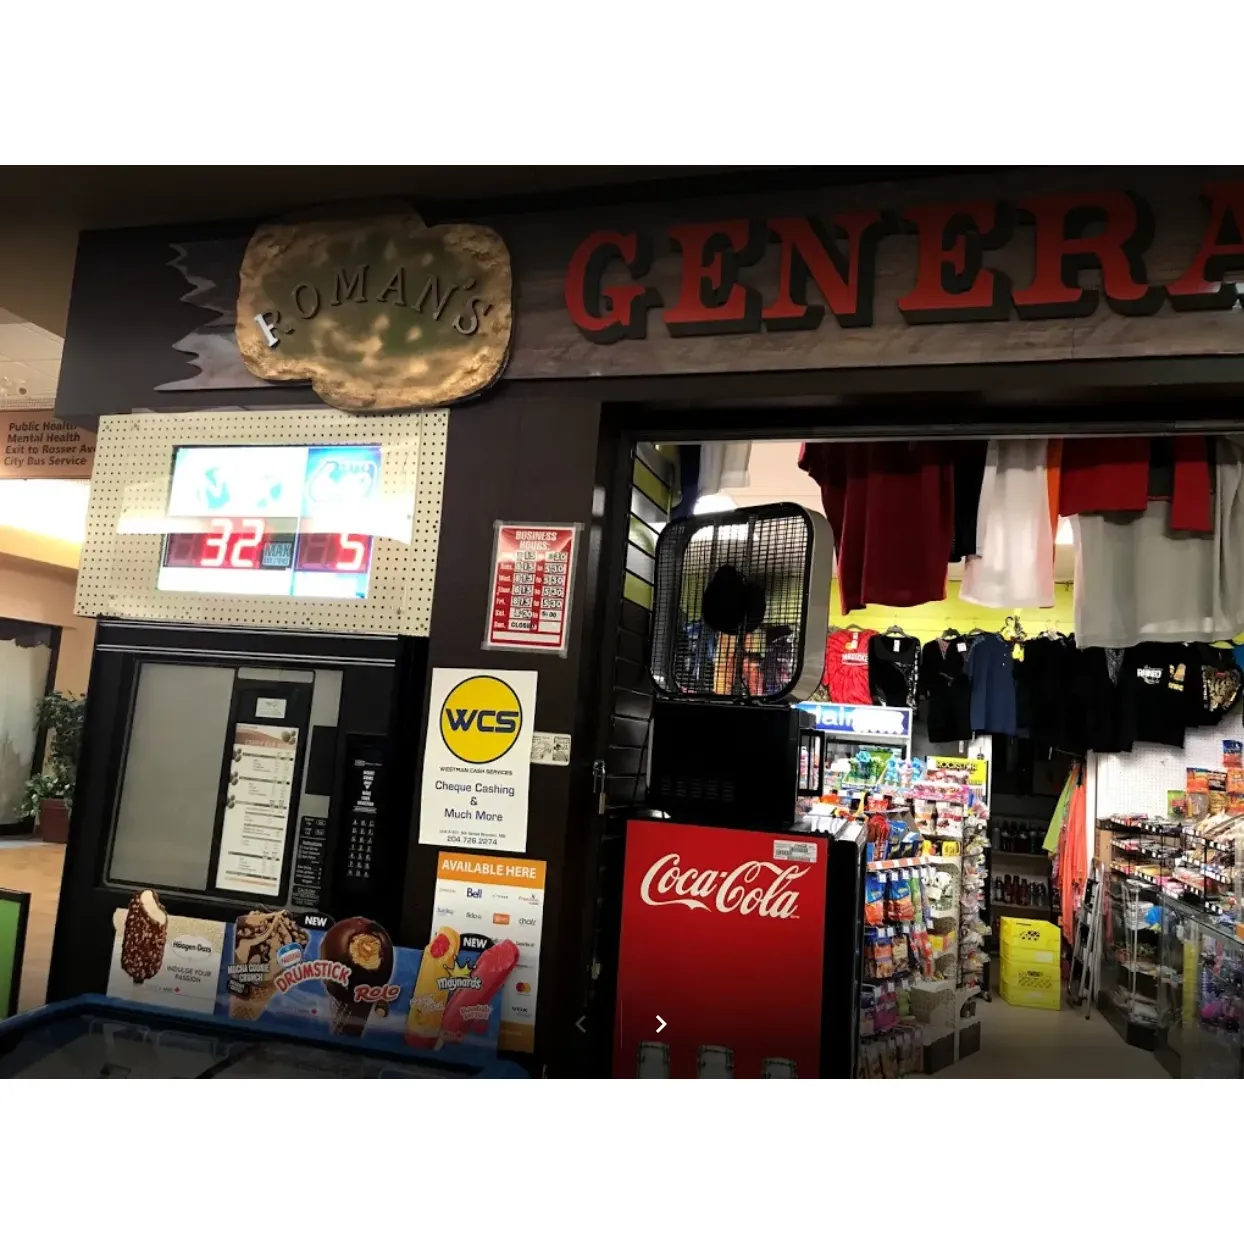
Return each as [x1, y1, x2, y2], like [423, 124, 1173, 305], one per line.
[202, 517, 265, 567]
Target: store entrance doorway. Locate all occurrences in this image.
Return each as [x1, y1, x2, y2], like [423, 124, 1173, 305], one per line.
[582, 393, 1244, 1080]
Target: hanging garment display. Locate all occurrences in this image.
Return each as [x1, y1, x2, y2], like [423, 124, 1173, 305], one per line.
[1189, 644, 1243, 727]
[823, 627, 877, 704]
[1125, 641, 1200, 748]
[1045, 438, 1063, 541]
[966, 632, 1018, 735]
[800, 441, 954, 613]
[1074, 646, 1134, 754]
[1071, 488, 1244, 647]
[1059, 435, 1212, 531]
[867, 632, 920, 707]
[1014, 633, 1078, 751]
[950, 441, 987, 562]
[917, 635, 977, 743]
[698, 442, 752, 495]
[669, 444, 701, 521]
[960, 438, 1055, 609]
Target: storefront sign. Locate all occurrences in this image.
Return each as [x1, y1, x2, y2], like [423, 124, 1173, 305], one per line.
[236, 206, 512, 412]
[214, 723, 299, 897]
[565, 183, 1244, 340]
[0, 412, 95, 479]
[484, 522, 579, 656]
[430, 852, 546, 1054]
[57, 171, 1244, 420]
[419, 668, 537, 853]
[798, 701, 912, 738]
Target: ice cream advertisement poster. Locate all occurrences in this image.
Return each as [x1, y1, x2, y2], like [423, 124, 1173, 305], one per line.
[105, 890, 522, 1066]
[431, 851, 546, 1054]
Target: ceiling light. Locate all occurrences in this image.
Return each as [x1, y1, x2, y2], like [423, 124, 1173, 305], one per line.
[1055, 517, 1074, 546]
[693, 493, 737, 515]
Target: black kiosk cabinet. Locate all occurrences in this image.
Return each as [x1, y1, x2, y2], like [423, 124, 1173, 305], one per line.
[47, 411, 445, 1018]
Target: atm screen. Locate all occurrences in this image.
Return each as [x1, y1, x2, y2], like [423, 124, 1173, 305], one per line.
[157, 445, 383, 600]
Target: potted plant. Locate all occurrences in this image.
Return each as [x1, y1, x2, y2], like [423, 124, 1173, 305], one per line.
[19, 692, 86, 844]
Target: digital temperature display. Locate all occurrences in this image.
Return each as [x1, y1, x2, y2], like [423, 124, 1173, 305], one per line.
[157, 445, 383, 600]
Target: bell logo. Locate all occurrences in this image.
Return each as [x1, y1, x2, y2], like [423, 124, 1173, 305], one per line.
[439, 675, 523, 764]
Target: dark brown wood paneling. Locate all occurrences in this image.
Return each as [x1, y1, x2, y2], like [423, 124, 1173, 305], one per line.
[401, 383, 603, 1075]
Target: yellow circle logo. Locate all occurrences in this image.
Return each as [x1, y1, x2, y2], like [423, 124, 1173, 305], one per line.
[439, 675, 523, 764]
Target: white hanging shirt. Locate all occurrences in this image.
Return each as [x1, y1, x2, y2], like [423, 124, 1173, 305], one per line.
[959, 438, 1054, 609]
[699, 442, 752, 495]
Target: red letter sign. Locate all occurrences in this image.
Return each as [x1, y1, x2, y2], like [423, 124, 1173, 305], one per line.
[897, 201, 1012, 324]
[564, 230, 658, 343]
[662, 220, 765, 336]
[1167, 182, 1244, 310]
[762, 212, 886, 330]
[1012, 191, 1161, 318]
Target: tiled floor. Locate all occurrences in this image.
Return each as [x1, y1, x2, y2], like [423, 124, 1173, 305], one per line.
[938, 992, 1169, 1078]
[0, 840, 66, 1014]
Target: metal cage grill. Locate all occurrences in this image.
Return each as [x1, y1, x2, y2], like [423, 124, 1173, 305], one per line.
[649, 502, 831, 704]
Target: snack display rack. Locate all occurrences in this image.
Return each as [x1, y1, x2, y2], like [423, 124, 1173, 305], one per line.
[1099, 813, 1241, 1050]
[807, 755, 988, 1078]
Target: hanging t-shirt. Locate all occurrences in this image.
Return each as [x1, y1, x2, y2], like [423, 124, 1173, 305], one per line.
[918, 636, 977, 743]
[1074, 647, 1134, 754]
[1060, 437, 1150, 516]
[950, 441, 988, 562]
[960, 439, 1055, 609]
[1126, 642, 1198, 748]
[868, 633, 920, 707]
[1072, 501, 1233, 648]
[1015, 634, 1078, 751]
[800, 442, 954, 613]
[823, 628, 877, 704]
[1189, 644, 1243, 727]
[966, 633, 1018, 735]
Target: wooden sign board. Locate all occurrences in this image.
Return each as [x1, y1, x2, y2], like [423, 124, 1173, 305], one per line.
[235, 205, 513, 412]
[0, 413, 95, 479]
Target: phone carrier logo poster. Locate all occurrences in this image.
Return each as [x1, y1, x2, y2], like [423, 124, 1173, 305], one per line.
[613, 821, 830, 1079]
[419, 668, 538, 853]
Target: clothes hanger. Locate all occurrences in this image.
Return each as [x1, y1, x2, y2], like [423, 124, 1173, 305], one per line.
[884, 625, 909, 638]
[940, 627, 960, 640]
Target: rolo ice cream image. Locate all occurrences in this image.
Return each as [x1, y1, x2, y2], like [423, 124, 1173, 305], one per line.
[319, 917, 396, 1038]
[228, 909, 309, 1021]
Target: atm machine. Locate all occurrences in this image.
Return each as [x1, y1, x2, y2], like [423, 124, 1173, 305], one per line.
[46, 410, 444, 1017]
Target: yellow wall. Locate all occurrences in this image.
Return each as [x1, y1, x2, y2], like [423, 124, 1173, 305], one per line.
[0, 553, 93, 696]
[829, 580, 1075, 642]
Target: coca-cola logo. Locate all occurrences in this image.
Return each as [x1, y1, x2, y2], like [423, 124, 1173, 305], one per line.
[639, 853, 807, 919]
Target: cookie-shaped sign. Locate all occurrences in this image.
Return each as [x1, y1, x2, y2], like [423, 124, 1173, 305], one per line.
[236, 203, 512, 412]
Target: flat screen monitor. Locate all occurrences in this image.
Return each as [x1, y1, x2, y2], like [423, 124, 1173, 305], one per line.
[156, 444, 383, 600]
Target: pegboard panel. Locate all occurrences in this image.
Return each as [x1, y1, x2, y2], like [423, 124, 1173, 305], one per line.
[75, 409, 448, 637]
[1093, 716, 1244, 819]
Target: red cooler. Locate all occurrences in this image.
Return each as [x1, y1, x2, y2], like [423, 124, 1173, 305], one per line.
[612, 818, 861, 1079]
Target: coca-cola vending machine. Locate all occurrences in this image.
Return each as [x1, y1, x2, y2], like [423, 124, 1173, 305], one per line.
[612, 817, 865, 1078]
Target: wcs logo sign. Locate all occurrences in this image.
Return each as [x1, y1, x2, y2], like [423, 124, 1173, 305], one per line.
[440, 675, 523, 764]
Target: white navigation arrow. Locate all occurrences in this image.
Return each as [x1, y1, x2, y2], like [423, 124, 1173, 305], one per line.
[656, 1015, 667, 1034]
[575, 1016, 586, 1033]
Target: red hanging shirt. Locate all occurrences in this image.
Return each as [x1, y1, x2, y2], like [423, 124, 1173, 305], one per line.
[823, 627, 877, 704]
[1059, 435, 1211, 532]
[800, 442, 954, 614]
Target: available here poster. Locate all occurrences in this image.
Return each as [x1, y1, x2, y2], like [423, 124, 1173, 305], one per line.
[613, 820, 828, 1078]
[431, 852, 545, 1053]
[418, 668, 537, 853]
[214, 722, 298, 896]
[105, 891, 522, 1066]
